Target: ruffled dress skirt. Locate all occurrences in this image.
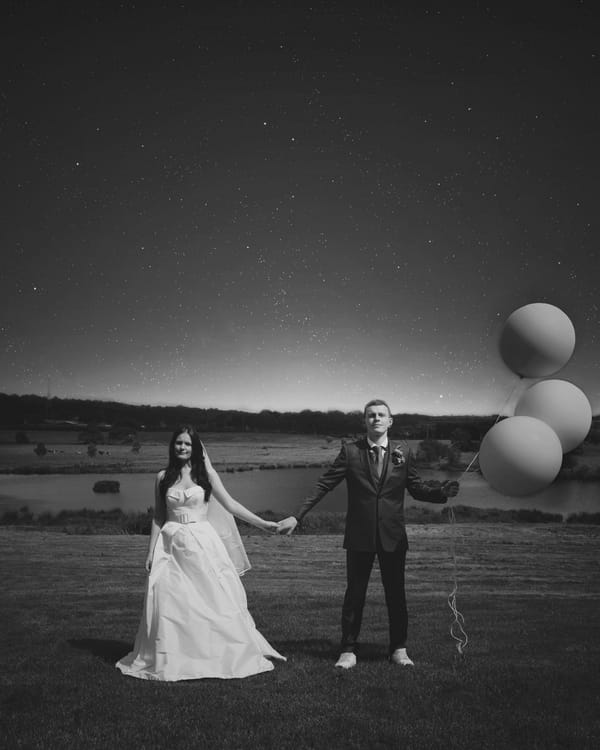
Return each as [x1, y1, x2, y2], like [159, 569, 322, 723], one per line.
[116, 518, 284, 681]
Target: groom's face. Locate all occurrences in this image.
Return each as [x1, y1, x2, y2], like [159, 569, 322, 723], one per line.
[364, 404, 393, 440]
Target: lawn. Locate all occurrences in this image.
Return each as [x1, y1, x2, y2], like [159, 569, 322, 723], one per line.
[0, 431, 344, 474]
[2, 523, 599, 749]
[3, 431, 600, 484]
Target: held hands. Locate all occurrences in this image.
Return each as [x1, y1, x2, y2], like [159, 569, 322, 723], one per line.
[261, 518, 297, 534]
[441, 480, 460, 500]
[276, 516, 298, 535]
[262, 520, 280, 533]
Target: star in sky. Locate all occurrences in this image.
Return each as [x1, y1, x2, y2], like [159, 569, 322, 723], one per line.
[1, 1, 599, 415]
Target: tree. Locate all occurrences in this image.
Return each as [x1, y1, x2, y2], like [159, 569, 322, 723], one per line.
[109, 424, 138, 444]
[34, 442, 47, 456]
[416, 439, 446, 463]
[15, 431, 30, 444]
[87, 443, 97, 458]
[416, 438, 462, 467]
[445, 443, 463, 468]
[450, 428, 475, 452]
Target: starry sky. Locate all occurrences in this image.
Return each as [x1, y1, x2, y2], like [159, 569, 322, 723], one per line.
[2, 0, 599, 416]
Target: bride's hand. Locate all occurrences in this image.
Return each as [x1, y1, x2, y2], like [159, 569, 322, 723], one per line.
[144, 553, 153, 572]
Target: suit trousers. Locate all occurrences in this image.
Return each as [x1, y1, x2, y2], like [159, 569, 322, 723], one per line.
[341, 534, 407, 654]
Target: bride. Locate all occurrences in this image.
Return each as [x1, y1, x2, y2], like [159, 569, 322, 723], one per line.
[116, 425, 285, 681]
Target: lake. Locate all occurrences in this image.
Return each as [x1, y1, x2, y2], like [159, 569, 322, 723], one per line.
[0, 468, 598, 519]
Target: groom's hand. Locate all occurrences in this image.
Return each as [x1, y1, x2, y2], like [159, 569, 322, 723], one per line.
[277, 516, 298, 535]
[441, 480, 459, 499]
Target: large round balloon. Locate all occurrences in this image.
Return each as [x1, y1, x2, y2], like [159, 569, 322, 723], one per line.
[515, 379, 592, 453]
[479, 416, 563, 496]
[499, 303, 576, 378]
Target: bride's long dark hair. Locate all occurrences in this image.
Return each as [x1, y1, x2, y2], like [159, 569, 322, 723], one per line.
[158, 425, 212, 504]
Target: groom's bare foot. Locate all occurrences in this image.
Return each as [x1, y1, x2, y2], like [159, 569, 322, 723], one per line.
[335, 652, 357, 669]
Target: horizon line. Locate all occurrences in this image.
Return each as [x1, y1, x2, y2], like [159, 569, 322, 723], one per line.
[4, 391, 599, 420]
[1, 391, 505, 419]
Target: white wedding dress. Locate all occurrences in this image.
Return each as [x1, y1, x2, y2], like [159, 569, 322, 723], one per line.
[116, 486, 285, 681]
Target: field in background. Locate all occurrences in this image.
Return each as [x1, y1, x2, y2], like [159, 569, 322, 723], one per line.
[3, 429, 600, 475]
[0, 431, 425, 473]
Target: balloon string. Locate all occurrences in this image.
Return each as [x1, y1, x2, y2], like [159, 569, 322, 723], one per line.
[453, 375, 525, 478]
[445, 446, 483, 656]
[447, 505, 468, 655]
[446, 374, 524, 656]
[494, 374, 526, 422]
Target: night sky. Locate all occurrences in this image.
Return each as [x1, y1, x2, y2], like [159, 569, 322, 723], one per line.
[2, 0, 599, 416]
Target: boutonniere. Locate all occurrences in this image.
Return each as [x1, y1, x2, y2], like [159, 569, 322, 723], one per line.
[391, 447, 405, 466]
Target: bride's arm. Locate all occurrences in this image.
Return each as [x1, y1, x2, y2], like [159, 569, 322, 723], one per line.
[203, 452, 277, 532]
[145, 472, 165, 571]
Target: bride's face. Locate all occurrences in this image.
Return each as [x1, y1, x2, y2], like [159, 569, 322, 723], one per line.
[174, 432, 193, 463]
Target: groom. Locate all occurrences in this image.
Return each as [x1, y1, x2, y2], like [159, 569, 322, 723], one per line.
[277, 398, 459, 669]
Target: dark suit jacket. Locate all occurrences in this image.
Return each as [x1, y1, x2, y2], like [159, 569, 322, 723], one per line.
[295, 438, 447, 552]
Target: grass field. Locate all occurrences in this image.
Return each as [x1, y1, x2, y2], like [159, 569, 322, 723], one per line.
[2, 524, 599, 749]
[0, 431, 345, 474]
[3, 430, 600, 477]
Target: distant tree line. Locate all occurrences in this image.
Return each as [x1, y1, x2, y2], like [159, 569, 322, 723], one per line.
[1, 392, 598, 443]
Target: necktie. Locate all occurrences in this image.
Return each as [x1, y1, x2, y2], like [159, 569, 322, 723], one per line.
[371, 445, 383, 477]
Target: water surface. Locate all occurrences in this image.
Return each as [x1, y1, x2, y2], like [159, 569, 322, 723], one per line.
[0, 468, 597, 518]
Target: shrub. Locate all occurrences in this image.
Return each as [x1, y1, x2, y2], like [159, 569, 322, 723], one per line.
[450, 428, 475, 451]
[92, 480, 120, 493]
[34, 442, 47, 456]
[416, 439, 462, 467]
[416, 439, 447, 463]
[561, 453, 578, 471]
[566, 512, 600, 524]
[109, 424, 138, 444]
[15, 431, 30, 444]
[0, 505, 34, 525]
